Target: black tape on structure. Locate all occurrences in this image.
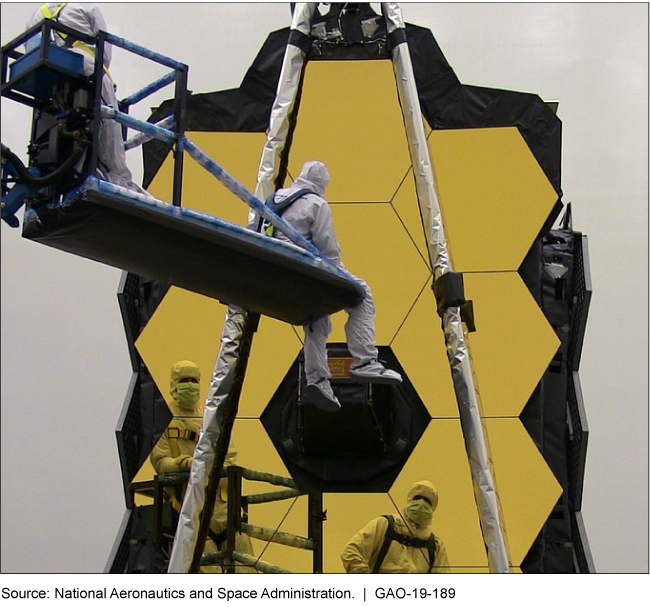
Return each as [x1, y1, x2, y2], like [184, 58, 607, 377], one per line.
[288, 29, 312, 54]
[432, 272, 476, 332]
[432, 272, 465, 311]
[388, 28, 407, 50]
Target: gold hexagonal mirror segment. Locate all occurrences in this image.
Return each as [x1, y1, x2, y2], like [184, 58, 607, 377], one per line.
[428, 127, 559, 272]
[464, 271, 560, 417]
[288, 60, 412, 203]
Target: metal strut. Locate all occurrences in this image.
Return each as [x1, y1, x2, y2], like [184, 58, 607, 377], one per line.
[381, 2, 510, 573]
[166, 3, 317, 573]
[169, 2, 510, 574]
[187, 312, 260, 573]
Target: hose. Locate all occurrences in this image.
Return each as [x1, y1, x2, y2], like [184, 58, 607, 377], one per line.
[1, 139, 88, 188]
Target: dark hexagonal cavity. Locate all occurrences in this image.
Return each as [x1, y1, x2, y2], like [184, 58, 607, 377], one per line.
[260, 343, 431, 493]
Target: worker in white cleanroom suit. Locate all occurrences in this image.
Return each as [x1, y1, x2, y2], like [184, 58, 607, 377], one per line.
[26, 3, 150, 196]
[271, 160, 402, 411]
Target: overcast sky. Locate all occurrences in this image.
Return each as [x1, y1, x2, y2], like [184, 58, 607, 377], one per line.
[1, 2, 648, 577]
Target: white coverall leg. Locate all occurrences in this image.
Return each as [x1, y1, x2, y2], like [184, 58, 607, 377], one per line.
[26, 3, 151, 197]
[343, 276, 379, 366]
[81, 55, 151, 196]
[303, 275, 378, 385]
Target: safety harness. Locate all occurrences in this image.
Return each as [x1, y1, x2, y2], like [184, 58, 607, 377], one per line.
[372, 515, 437, 573]
[39, 3, 114, 84]
[162, 422, 199, 512]
[259, 188, 315, 236]
[166, 423, 199, 458]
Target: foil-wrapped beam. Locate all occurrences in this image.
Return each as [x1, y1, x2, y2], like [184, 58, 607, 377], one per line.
[120, 70, 178, 108]
[167, 307, 249, 573]
[168, 6, 319, 573]
[104, 31, 185, 70]
[124, 115, 175, 151]
[381, 2, 510, 573]
[100, 105, 177, 144]
[252, 2, 317, 210]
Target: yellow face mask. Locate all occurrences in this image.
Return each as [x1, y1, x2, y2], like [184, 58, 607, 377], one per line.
[406, 499, 433, 525]
[174, 382, 200, 407]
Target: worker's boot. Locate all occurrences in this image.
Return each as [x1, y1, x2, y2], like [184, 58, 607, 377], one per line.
[304, 378, 341, 412]
[349, 359, 403, 384]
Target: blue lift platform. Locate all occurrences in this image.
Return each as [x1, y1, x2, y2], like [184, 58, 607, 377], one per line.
[1, 19, 365, 326]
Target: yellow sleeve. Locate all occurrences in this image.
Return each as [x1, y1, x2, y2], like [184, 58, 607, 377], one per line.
[432, 538, 451, 573]
[341, 517, 388, 574]
[149, 431, 191, 474]
[224, 437, 238, 467]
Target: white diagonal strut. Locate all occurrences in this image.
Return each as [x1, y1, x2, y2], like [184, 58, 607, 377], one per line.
[382, 2, 510, 573]
[167, 2, 318, 573]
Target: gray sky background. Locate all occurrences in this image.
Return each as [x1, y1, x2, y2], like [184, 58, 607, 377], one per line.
[1, 2, 648, 575]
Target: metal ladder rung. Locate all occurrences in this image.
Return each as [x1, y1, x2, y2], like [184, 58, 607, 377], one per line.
[243, 488, 302, 504]
[201, 550, 292, 574]
[241, 522, 314, 550]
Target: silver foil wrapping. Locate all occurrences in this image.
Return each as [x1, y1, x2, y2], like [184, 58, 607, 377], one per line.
[168, 4, 316, 573]
[167, 306, 248, 573]
[382, 2, 510, 573]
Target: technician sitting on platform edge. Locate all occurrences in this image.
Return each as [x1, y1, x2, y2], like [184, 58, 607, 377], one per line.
[267, 160, 402, 412]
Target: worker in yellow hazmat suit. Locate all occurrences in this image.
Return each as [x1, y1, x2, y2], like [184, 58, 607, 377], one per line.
[341, 480, 450, 573]
[151, 360, 256, 573]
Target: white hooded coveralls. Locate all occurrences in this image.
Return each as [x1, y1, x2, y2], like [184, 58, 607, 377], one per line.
[26, 3, 149, 195]
[272, 161, 378, 385]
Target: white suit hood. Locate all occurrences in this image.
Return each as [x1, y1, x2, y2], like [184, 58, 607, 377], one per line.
[291, 160, 330, 197]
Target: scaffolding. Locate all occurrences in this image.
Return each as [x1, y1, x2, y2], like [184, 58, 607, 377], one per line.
[132, 466, 324, 574]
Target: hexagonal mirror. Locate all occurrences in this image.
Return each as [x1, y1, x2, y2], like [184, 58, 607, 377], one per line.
[261, 344, 431, 493]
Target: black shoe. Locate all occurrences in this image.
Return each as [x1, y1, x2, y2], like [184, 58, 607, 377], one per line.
[304, 380, 341, 412]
